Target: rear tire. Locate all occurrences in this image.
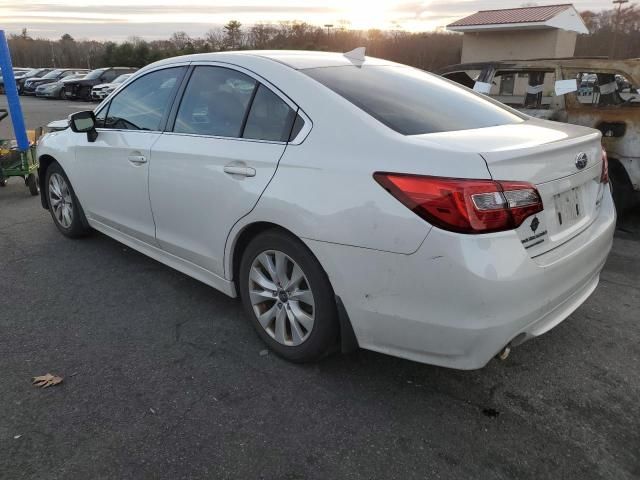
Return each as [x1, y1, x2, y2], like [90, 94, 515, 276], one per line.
[45, 162, 90, 238]
[609, 159, 635, 214]
[239, 229, 339, 362]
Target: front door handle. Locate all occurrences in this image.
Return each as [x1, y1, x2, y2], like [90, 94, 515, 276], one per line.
[128, 155, 147, 165]
[224, 165, 256, 177]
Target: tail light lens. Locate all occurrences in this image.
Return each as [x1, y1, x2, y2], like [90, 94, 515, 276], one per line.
[601, 148, 609, 184]
[373, 173, 543, 234]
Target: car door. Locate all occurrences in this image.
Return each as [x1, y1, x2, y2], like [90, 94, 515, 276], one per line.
[72, 66, 186, 244]
[149, 64, 300, 277]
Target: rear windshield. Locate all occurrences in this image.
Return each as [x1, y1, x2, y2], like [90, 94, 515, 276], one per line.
[303, 65, 524, 135]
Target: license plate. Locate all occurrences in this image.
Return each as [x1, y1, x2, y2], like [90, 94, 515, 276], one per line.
[554, 187, 582, 226]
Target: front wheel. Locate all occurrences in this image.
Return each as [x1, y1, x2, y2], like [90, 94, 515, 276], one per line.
[239, 230, 339, 362]
[26, 173, 39, 196]
[45, 162, 90, 238]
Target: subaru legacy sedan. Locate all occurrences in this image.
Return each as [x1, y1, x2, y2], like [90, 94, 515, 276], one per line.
[36, 51, 615, 369]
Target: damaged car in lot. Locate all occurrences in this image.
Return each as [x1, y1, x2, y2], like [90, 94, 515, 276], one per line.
[36, 51, 615, 369]
[440, 58, 640, 212]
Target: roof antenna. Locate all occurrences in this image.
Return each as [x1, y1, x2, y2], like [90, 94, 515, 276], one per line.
[344, 47, 366, 62]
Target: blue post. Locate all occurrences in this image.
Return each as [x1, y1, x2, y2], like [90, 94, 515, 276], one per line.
[0, 29, 30, 151]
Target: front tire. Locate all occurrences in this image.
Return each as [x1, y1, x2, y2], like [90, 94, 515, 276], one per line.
[45, 162, 90, 238]
[26, 173, 39, 196]
[239, 230, 339, 362]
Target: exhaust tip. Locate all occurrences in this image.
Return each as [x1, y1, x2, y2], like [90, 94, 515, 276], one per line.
[497, 345, 511, 361]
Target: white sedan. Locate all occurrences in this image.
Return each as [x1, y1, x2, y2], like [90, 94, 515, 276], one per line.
[36, 50, 616, 369]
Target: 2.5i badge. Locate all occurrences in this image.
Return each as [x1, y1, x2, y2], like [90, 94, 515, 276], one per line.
[518, 215, 548, 250]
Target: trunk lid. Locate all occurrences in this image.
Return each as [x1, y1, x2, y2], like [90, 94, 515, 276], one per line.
[415, 119, 606, 256]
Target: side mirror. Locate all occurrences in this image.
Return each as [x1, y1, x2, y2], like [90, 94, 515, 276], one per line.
[69, 111, 98, 142]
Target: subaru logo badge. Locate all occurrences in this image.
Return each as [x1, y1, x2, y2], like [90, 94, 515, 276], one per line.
[575, 152, 588, 170]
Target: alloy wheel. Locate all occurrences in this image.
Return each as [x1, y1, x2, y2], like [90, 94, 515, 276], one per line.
[48, 173, 74, 228]
[248, 250, 315, 346]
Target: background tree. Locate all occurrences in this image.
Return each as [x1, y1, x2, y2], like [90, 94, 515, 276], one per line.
[223, 20, 243, 49]
[5, 6, 640, 72]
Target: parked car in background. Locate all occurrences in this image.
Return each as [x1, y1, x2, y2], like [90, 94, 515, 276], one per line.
[35, 74, 87, 99]
[15, 68, 54, 93]
[1, 67, 51, 94]
[36, 51, 615, 369]
[440, 58, 640, 212]
[90, 73, 133, 101]
[23, 68, 89, 95]
[64, 67, 137, 101]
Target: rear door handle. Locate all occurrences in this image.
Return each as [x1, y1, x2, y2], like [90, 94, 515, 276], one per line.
[128, 155, 147, 165]
[224, 165, 256, 177]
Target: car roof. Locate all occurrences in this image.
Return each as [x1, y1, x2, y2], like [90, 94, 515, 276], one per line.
[148, 50, 398, 71]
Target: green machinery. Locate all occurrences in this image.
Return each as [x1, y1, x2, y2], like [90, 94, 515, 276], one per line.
[0, 108, 39, 195]
[0, 28, 40, 196]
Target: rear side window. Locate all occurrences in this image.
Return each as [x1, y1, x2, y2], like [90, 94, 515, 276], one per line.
[174, 66, 257, 137]
[243, 84, 296, 142]
[303, 65, 524, 135]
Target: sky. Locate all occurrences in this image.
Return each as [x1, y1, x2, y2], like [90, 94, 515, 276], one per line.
[0, 0, 617, 40]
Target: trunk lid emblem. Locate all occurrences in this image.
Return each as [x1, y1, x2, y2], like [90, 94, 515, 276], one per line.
[575, 153, 588, 170]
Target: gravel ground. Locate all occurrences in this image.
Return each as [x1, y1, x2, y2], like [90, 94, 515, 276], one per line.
[1, 95, 639, 479]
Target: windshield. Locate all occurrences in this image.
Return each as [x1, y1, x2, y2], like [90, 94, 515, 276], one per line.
[85, 68, 108, 80]
[113, 74, 132, 84]
[303, 65, 524, 135]
[24, 68, 45, 78]
[42, 69, 64, 79]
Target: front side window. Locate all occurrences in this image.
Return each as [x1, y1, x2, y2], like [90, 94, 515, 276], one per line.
[243, 84, 297, 142]
[101, 67, 183, 131]
[174, 66, 257, 137]
[304, 65, 524, 135]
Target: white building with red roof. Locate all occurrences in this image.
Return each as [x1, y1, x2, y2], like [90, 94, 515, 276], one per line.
[447, 4, 589, 62]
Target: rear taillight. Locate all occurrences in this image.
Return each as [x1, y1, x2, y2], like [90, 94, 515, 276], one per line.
[373, 173, 543, 234]
[601, 148, 609, 184]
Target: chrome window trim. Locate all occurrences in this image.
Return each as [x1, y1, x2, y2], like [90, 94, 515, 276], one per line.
[177, 61, 312, 144]
[93, 63, 191, 135]
[93, 60, 313, 144]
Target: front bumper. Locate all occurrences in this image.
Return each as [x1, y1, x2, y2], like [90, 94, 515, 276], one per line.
[35, 89, 58, 97]
[305, 189, 616, 369]
[91, 90, 108, 100]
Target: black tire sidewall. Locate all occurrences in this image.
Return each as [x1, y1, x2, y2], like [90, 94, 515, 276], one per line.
[609, 161, 635, 213]
[45, 162, 89, 238]
[239, 230, 339, 362]
[27, 173, 39, 196]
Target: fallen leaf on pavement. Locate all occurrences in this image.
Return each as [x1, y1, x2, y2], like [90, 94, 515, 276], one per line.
[32, 373, 63, 388]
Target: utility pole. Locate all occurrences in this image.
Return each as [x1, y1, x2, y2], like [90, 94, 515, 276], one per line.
[324, 24, 333, 37]
[610, 0, 629, 59]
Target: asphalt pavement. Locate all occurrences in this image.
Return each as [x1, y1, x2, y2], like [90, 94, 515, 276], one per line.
[1, 96, 639, 479]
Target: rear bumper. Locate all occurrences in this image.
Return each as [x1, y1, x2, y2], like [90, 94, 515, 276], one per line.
[305, 188, 616, 369]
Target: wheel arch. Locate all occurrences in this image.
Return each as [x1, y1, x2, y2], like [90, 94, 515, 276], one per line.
[227, 220, 359, 353]
[37, 154, 57, 209]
